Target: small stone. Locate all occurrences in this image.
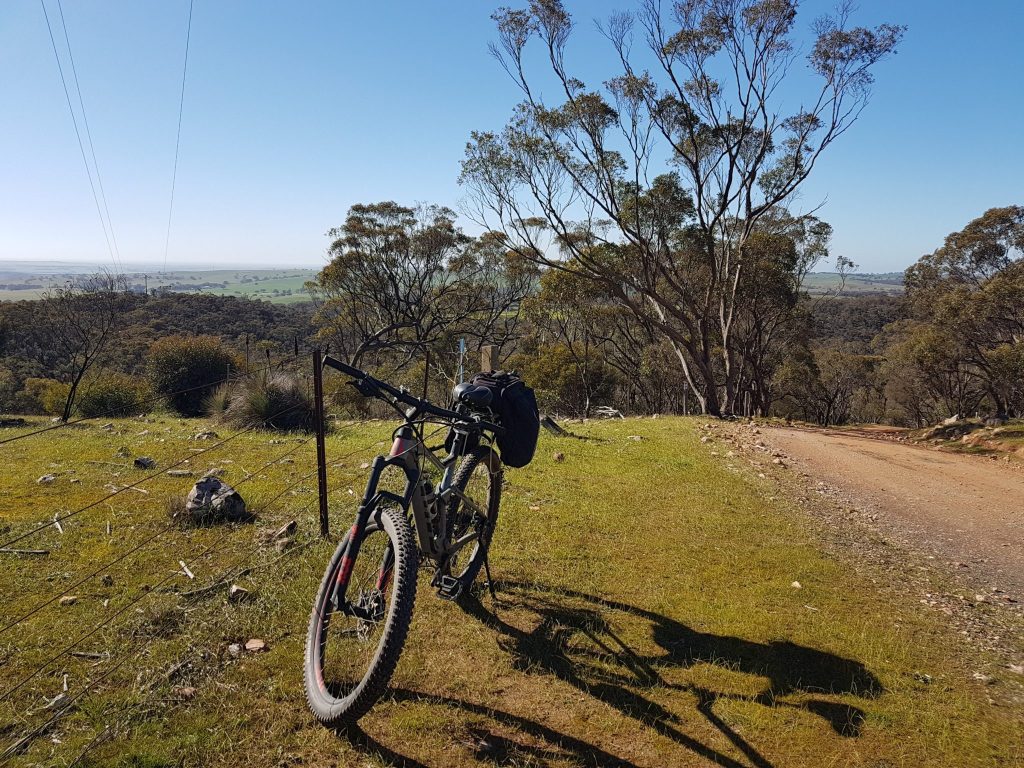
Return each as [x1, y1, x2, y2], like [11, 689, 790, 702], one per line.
[100, 423, 114, 431]
[228, 585, 250, 603]
[528, 505, 541, 511]
[227, 643, 242, 658]
[700, 436, 711, 443]
[972, 673, 994, 684]
[173, 686, 197, 699]
[101, 575, 114, 587]
[115, 447, 131, 458]
[59, 595, 78, 606]
[70, 478, 81, 484]
[203, 467, 226, 478]
[626, 435, 643, 441]
[553, 452, 565, 462]
[913, 672, 933, 684]
[791, 581, 802, 589]
[1008, 664, 1024, 675]
[133, 457, 155, 470]
[167, 469, 194, 478]
[359, 462, 370, 470]
[37, 474, 57, 484]
[772, 457, 785, 466]
[244, 638, 267, 653]
[194, 431, 219, 441]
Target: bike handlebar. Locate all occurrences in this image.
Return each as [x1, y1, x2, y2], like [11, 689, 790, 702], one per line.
[322, 355, 504, 435]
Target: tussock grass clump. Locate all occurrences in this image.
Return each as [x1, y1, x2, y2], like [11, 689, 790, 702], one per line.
[220, 372, 313, 431]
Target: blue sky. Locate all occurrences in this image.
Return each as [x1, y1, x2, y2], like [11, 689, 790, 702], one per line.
[1, 1, 1021, 273]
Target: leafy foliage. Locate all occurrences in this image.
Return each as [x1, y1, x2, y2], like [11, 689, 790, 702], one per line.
[147, 336, 239, 417]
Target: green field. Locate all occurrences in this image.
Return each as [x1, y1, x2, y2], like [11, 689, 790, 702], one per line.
[0, 268, 318, 305]
[802, 271, 904, 295]
[0, 267, 903, 305]
[0, 415, 1018, 766]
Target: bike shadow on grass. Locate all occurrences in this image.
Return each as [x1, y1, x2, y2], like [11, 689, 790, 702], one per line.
[453, 580, 884, 768]
[344, 689, 641, 768]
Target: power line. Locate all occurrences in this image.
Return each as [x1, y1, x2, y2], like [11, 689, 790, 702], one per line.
[54, 0, 123, 273]
[162, 0, 194, 273]
[39, 0, 118, 270]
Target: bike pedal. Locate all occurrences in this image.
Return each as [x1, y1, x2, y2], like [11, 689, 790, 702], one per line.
[436, 575, 463, 601]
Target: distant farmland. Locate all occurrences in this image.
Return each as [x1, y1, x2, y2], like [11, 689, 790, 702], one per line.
[0, 266, 903, 304]
[0, 267, 318, 305]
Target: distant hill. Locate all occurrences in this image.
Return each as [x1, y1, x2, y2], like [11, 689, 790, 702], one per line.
[0, 267, 319, 305]
[803, 271, 904, 295]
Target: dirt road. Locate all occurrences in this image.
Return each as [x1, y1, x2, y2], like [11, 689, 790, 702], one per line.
[764, 427, 1024, 597]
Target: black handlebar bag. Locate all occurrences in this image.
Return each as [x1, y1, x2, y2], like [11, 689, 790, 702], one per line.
[470, 371, 540, 468]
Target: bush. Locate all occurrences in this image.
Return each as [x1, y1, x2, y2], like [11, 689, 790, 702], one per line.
[0, 368, 18, 414]
[203, 384, 233, 419]
[221, 372, 313, 431]
[15, 378, 68, 416]
[147, 336, 238, 416]
[77, 373, 152, 417]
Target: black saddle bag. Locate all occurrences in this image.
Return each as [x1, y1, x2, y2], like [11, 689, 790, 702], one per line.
[470, 370, 540, 468]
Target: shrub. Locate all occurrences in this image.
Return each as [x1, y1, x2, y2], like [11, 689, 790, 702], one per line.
[147, 336, 238, 416]
[77, 373, 152, 417]
[0, 368, 18, 414]
[203, 383, 233, 419]
[221, 372, 313, 431]
[16, 378, 68, 416]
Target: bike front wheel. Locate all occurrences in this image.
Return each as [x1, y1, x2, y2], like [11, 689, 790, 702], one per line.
[303, 506, 418, 726]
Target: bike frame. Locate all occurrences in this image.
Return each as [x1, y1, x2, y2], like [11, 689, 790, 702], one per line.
[332, 423, 494, 618]
[321, 354, 499, 619]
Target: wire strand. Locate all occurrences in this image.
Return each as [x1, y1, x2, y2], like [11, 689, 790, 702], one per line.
[0, 400, 307, 550]
[162, 0, 194, 272]
[0, 353, 299, 447]
[54, 0, 122, 274]
[0, 434, 319, 636]
[38, 0, 117, 270]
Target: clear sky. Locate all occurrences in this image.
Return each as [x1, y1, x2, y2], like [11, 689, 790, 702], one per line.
[1, 1, 1021, 273]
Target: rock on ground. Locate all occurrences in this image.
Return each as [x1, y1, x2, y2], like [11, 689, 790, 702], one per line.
[184, 477, 248, 524]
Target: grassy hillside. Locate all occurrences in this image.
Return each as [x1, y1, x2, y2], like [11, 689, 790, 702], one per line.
[0, 416, 1019, 767]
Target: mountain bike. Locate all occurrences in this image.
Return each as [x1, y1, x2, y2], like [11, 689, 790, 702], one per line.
[303, 356, 504, 726]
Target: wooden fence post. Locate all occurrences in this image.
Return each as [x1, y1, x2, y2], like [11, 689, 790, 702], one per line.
[480, 345, 499, 372]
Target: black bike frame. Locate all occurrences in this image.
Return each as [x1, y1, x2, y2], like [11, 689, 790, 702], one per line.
[321, 356, 498, 618]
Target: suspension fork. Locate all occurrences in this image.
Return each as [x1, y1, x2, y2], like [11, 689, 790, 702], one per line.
[332, 443, 417, 615]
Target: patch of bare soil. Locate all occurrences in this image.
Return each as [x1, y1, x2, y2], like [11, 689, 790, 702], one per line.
[702, 420, 1024, 703]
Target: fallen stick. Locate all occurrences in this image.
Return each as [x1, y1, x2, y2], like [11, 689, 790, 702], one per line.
[0, 548, 49, 556]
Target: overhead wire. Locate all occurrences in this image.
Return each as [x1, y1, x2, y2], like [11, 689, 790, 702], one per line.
[162, 0, 194, 273]
[54, 0, 123, 274]
[38, 0, 118, 270]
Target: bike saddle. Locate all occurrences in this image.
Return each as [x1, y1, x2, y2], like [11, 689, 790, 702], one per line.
[453, 382, 493, 408]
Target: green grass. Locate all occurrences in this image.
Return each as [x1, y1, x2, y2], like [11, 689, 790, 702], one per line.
[0, 416, 1020, 767]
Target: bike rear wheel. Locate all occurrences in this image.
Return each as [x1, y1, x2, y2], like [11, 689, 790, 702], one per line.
[303, 506, 417, 726]
[445, 446, 502, 592]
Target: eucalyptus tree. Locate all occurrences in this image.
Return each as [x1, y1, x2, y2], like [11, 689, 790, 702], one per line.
[461, 0, 903, 415]
[308, 202, 534, 382]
